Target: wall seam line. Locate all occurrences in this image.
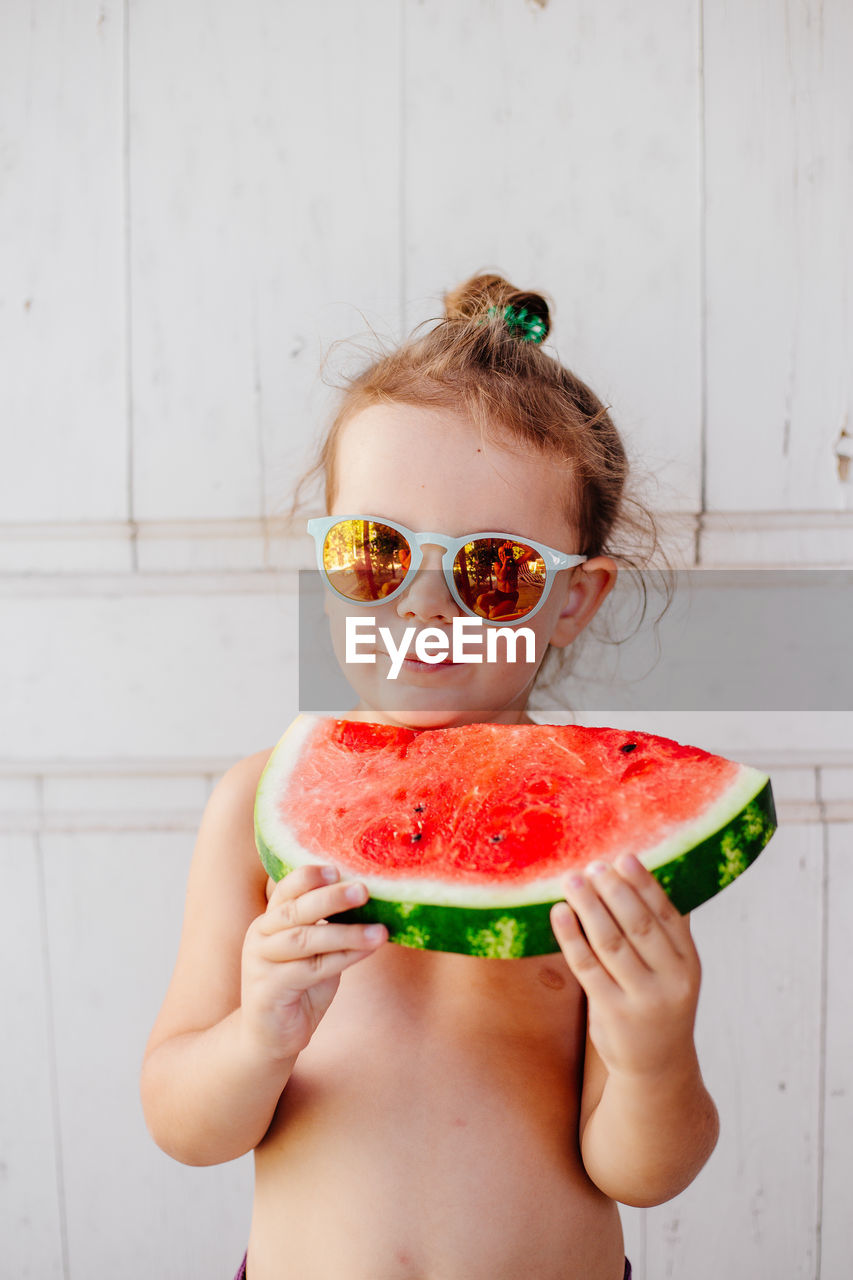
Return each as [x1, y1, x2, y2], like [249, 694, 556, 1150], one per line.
[697, 0, 708, 566]
[34, 815, 71, 1280]
[398, 0, 407, 341]
[813, 770, 828, 1280]
[123, 0, 139, 571]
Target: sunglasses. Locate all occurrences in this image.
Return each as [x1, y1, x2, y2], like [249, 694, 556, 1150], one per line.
[307, 515, 587, 624]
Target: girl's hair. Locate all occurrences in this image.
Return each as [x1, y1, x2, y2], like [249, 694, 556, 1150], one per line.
[287, 271, 674, 710]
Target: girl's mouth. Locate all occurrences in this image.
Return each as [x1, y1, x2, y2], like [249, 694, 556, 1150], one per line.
[401, 656, 458, 671]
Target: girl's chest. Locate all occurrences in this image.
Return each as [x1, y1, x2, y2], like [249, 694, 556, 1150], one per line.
[289, 945, 587, 1120]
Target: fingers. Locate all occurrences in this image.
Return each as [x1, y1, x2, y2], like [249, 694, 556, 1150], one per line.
[258, 865, 388, 965]
[261, 867, 370, 934]
[550, 901, 621, 1003]
[295, 943, 387, 984]
[552, 854, 695, 994]
[267, 863, 341, 906]
[261, 920, 386, 965]
[553, 871, 652, 993]
[607, 854, 695, 959]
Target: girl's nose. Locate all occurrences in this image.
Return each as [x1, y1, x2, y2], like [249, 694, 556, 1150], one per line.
[395, 544, 458, 625]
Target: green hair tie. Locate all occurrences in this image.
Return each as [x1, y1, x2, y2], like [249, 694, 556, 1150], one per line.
[485, 303, 547, 345]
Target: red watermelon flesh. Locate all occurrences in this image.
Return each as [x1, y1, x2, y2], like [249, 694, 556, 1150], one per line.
[275, 718, 738, 881]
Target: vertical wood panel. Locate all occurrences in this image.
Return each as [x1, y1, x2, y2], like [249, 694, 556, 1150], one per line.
[644, 822, 823, 1277]
[405, 0, 702, 514]
[0, 835, 64, 1278]
[129, 0, 402, 526]
[43, 830, 252, 1277]
[704, 0, 853, 512]
[821, 820, 853, 1275]
[0, 0, 126, 523]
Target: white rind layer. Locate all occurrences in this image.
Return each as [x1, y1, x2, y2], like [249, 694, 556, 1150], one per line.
[254, 713, 770, 909]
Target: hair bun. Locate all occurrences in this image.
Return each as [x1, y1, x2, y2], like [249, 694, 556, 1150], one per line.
[443, 272, 551, 343]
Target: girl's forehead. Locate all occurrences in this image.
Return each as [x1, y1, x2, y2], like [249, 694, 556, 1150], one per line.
[333, 402, 575, 541]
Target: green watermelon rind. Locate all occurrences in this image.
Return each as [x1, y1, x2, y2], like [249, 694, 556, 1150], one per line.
[254, 746, 777, 958]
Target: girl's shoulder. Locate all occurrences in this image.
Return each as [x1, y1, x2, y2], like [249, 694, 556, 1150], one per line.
[191, 747, 276, 890]
[219, 746, 276, 793]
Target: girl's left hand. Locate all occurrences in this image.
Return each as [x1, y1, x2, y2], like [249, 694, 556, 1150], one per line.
[550, 854, 702, 1080]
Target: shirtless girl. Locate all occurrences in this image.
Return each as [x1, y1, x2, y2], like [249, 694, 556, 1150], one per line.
[141, 273, 719, 1279]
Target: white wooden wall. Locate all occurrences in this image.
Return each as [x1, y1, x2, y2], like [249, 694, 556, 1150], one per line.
[1, 2, 851, 1278]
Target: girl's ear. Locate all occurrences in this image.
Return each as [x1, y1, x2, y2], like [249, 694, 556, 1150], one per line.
[548, 557, 618, 648]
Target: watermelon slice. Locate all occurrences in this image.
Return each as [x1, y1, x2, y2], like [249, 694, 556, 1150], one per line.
[253, 714, 776, 958]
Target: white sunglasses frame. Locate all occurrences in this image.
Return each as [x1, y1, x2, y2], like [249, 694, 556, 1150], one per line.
[306, 514, 587, 625]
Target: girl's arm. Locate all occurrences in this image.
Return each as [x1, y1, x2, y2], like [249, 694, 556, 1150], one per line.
[576, 1022, 719, 1207]
[551, 856, 719, 1207]
[140, 752, 386, 1167]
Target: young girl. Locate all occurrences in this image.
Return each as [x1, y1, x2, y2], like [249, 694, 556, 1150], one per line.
[141, 273, 719, 1280]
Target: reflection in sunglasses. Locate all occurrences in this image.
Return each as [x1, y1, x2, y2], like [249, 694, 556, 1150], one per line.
[321, 519, 550, 621]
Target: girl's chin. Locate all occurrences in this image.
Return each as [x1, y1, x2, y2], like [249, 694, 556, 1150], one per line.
[368, 708, 485, 731]
[343, 684, 532, 730]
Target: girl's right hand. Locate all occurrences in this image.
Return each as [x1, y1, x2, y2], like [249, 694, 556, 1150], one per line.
[239, 864, 387, 1062]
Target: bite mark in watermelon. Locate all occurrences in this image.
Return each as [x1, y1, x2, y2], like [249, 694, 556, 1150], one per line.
[253, 714, 777, 958]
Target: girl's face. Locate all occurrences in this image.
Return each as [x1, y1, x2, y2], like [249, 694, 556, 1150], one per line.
[323, 401, 616, 730]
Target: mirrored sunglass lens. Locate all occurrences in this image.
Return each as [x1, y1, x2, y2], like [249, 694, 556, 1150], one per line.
[453, 539, 547, 620]
[322, 519, 411, 602]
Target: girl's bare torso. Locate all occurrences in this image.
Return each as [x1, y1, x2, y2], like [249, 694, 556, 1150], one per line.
[247, 941, 625, 1280]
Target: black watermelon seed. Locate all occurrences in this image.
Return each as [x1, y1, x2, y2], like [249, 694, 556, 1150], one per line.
[411, 831, 422, 842]
[620, 743, 638, 753]
[413, 804, 425, 813]
[491, 834, 504, 842]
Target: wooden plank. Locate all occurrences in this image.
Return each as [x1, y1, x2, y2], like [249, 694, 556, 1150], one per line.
[0, 585, 299, 762]
[129, 0, 402, 526]
[0, 0, 126, 527]
[43, 830, 252, 1276]
[644, 821, 823, 1276]
[700, 511, 853, 567]
[0, 834, 64, 1277]
[819, 768, 853, 804]
[570, 710, 853, 766]
[821, 821, 853, 1275]
[404, 0, 703, 514]
[704, 0, 853, 511]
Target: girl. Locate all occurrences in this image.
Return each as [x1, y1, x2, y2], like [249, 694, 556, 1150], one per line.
[141, 273, 719, 1280]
